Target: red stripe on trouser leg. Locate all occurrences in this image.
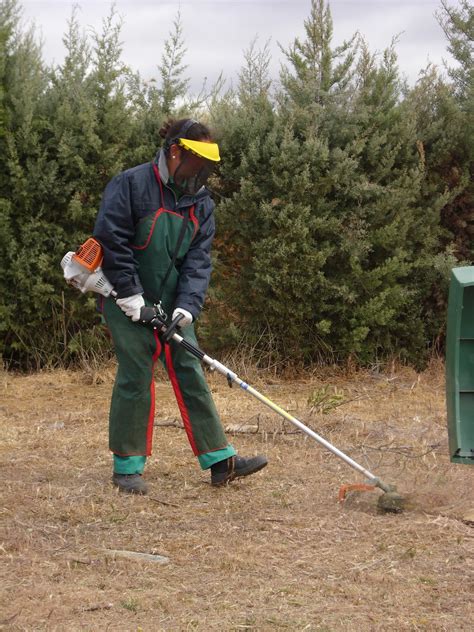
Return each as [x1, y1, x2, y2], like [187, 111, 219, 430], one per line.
[145, 329, 162, 455]
[165, 343, 199, 455]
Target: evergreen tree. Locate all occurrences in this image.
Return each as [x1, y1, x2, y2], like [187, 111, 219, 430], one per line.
[158, 10, 189, 115]
[0, 0, 468, 369]
[44, 6, 100, 233]
[211, 0, 446, 367]
[203, 38, 278, 352]
[0, 5, 134, 367]
[278, 0, 357, 134]
[89, 7, 133, 182]
[0, 0, 20, 357]
[125, 11, 190, 166]
[406, 66, 471, 259]
[434, 0, 474, 260]
[438, 0, 473, 105]
[0, 0, 56, 367]
[0, 0, 19, 151]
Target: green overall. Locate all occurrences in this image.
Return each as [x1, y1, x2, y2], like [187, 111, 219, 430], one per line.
[103, 171, 235, 474]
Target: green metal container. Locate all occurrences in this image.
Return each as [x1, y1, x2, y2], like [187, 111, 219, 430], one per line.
[446, 266, 474, 464]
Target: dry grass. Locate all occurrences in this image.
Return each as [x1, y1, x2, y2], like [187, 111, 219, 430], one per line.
[0, 360, 473, 631]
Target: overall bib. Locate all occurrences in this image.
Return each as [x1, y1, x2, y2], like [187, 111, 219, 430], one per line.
[103, 166, 235, 473]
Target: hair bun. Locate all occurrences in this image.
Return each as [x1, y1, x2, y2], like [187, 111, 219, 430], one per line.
[159, 120, 174, 139]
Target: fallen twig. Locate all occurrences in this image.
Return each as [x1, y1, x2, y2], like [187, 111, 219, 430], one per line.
[103, 549, 170, 564]
[80, 603, 113, 612]
[148, 496, 179, 508]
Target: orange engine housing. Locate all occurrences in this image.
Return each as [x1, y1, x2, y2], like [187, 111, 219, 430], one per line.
[72, 237, 103, 272]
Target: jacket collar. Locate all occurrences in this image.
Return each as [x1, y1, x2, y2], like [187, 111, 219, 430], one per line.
[154, 149, 209, 205]
[156, 149, 171, 184]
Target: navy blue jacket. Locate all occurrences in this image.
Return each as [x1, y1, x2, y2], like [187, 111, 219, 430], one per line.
[93, 151, 215, 319]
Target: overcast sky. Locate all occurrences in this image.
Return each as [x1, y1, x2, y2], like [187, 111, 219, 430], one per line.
[20, 0, 461, 94]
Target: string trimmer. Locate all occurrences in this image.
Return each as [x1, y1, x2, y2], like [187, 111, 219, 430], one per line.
[61, 238, 406, 512]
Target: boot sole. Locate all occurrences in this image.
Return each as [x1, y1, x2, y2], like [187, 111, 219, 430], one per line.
[113, 484, 148, 495]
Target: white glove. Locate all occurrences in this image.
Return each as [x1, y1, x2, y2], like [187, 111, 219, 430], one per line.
[172, 307, 193, 327]
[116, 294, 145, 322]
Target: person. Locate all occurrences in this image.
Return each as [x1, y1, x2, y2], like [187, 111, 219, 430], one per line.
[93, 118, 268, 494]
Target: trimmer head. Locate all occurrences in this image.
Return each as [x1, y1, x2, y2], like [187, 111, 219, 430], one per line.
[376, 488, 406, 513]
[339, 482, 406, 513]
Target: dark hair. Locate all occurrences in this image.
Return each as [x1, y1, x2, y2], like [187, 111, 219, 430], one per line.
[159, 118, 211, 153]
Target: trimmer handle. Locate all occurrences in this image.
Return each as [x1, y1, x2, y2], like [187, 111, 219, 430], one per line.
[139, 306, 184, 342]
[139, 306, 163, 329]
[161, 313, 184, 342]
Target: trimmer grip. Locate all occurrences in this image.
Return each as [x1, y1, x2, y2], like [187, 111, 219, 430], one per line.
[139, 306, 158, 325]
[161, 313, 184, 343]
[138, 307, 183, 342]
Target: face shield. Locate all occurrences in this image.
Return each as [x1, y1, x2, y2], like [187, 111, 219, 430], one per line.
[172, 138, 220, 196]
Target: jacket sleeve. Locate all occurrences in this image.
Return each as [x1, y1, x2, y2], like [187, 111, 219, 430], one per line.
[174, 200, 215, 320]
[93, 172, 144, 298]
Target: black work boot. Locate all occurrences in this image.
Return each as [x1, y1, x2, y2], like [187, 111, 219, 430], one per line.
[211, 455, 268, 486]
[112, 473, 148, 495]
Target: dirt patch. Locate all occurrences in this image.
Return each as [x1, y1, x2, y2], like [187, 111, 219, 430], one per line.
[0, 361, 473, 631]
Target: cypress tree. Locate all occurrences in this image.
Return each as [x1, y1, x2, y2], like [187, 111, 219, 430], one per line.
[211, 0, 447, 367]
[89, 7, 133, 184]
[203, 38, 279, 353]
[0, 5, 134, 367]
[158, 10, 189, 115]
[0, 0, 56, 368]
[0, 0, 468, 370]
[0, 0, 20, 357]
[125, 11, 190, 166]
[44, 6, 100, 234]
[434, 0, 473, 260]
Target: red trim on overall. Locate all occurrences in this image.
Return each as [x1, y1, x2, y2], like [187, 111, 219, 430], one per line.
[165, 343, 199, 455]
[152, 163, 197, 238]
[196, 444, 230, 456]
[145, 329, 162, 455]
[131, 209, 163, 250]
[132, 208, 196, 252]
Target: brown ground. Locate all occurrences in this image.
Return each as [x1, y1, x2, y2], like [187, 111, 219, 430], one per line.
[0, 360, 473, 631]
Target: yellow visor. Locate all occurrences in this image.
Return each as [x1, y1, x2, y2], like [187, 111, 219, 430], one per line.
[178, 138, 220, 162]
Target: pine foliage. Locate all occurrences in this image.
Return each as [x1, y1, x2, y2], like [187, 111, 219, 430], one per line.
[0, 0, 471, 370]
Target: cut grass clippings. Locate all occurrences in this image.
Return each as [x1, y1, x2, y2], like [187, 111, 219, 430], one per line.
[0, 360, 473, 631]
